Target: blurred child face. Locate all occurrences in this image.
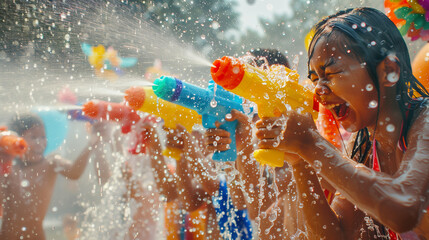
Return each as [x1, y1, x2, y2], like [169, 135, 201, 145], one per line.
[309, 37, 379, 132]
[22, 124, 47, 161]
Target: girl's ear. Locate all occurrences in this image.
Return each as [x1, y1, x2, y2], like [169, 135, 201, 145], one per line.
[376, 54, 400, 87]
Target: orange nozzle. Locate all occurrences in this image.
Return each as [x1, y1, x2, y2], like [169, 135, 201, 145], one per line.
[124, 87, 146, 110]
[211, 56, 245, 90]
[82, 101, 99, 118]
[0, 135, 28, 156]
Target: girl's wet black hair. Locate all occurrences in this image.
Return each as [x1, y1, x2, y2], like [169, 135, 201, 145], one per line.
[9, 113, 44, 136]
[308, 7, 429, 163]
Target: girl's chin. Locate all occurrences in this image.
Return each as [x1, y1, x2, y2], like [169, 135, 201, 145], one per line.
[340, 118, 359, 132]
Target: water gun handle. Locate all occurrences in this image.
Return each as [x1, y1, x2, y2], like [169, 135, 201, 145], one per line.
[204, 115, 238, 162]
[253, 149, 285, 167]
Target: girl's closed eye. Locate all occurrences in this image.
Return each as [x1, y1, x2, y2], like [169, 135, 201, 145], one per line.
[326, 70, 343, 77]
[308, 71, 319, 83]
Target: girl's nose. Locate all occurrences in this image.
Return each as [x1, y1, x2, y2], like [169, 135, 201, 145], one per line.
[314, 81, 331, 96]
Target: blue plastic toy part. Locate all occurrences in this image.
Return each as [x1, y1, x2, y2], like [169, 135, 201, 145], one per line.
[153, 76, 246, 162]
[212, 176, 253, 240]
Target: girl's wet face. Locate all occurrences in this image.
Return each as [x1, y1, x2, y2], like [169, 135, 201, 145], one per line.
[309, 37, 379, 132]
[22, 124, 47, 161]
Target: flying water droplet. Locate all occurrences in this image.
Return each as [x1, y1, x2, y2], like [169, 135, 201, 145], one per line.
[313, 160, 322, 174]
[366, 84, 373, 91]
[369, 100, 378, 108]
[21, 180, 29, 187]
[210, 99, 217, 108]
[386, 124, 395, 132]
[387, 72, 399, 83]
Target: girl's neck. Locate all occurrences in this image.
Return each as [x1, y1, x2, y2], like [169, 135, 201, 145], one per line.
[368, 93, 404, 150]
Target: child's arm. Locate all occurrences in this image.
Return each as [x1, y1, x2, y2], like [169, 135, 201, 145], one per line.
[290, 157, 344, 239]
[144, 123, 178, 202]
[257, 108, 429, 233]
[176, 157, 208, 212]
[176, 124, 220, 197]
[205, 110, 290, 219]
[52, 122, 110, 180]
[51, 133, 99, 180]
[167, 128, 208, 211]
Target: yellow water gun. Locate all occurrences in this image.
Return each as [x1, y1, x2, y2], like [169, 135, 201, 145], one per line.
[210, 56, 319, 167]
[125, 87, 202, 160]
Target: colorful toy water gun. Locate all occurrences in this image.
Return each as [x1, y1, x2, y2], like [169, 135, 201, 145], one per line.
[153, 76, 249, 162]
[211, 56, 319, 168]
[0, 126, 28, 174]
[82, 100, 150, 155]
[385, 0, 429, 41]
[81, 43, 138, 80]
[124, 87, 202, 160]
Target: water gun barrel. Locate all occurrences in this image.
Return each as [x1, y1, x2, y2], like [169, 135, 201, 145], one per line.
[211, 56, 319, 167]
[0, 132, 28, 157]
[125, 86, 202, 160]
[152, 76, 211, 113]
[82, 100, 141, 134]
[153, 76, 245, 162]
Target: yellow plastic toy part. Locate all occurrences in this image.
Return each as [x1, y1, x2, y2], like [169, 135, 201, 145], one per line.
[125, 87, 202, 160]
[236, 65, 318, 168]
[211, 57, 318, 168]
[253, 149, 285, 168]
[162, 148, 183, 161]
[230, 64, 317, 118]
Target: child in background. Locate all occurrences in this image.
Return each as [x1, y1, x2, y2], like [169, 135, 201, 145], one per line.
[0, 113, 97, 240]
[257, 7, 429, 239]
[141, 120, 221, 240]
[173, 124, 253, 240]
[86, 119, 163, 240]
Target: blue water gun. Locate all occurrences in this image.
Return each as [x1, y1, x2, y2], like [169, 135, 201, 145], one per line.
[153, 76, 249, 162]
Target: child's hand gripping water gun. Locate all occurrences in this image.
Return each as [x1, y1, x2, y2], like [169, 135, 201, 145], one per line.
[210, 56, 319, 167]
[153, 76, 249, 162]
[0, 126, 28, 174]
[124, 87, 202, 160]
[82, 100, 150, 154]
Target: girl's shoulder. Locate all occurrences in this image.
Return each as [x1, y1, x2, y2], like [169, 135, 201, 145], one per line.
[410, 99, 428, 127]
[408, 99, 429, 142]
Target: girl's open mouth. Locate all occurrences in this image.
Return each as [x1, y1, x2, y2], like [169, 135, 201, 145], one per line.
[332, 102, 350, 121]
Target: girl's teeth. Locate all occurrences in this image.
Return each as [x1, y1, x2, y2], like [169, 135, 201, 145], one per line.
[324, 103, 340, 109]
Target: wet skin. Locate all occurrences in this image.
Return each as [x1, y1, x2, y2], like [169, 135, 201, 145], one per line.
[256, 36, 429, 238]
[309, 37, 380, 132]
[0, 125, 95, 240]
